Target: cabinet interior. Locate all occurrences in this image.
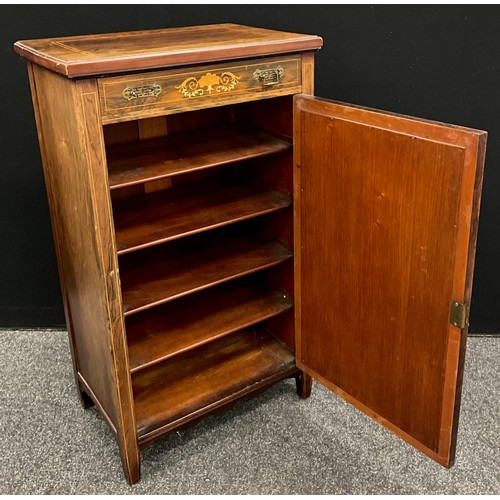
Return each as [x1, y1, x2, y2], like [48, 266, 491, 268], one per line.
[103, 96, 297, 443]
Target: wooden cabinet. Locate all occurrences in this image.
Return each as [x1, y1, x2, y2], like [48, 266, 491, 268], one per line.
[14, 24, 486, 485]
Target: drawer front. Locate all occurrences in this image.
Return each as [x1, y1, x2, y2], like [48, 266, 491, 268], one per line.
[98, 55, 301, 124]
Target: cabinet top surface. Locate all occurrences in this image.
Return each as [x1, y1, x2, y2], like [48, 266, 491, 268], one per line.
[14, 23, 323, 78]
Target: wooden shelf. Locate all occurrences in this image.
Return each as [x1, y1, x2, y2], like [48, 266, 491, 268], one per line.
[106, 125, 292, 190]
[126, 283, 293, 373]
[132, 328, 297, 441]
[113, 180, 291, 254]
[120, 234, 293, 316]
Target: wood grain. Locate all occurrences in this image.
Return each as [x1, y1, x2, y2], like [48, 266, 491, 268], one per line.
[27, 63, 84, 407]
[126, 282, 293, 373]
[294, 95, 486, 467]
[28, 65, 139, 483]
[98, 55, 302, 124]
[120, 232, 293, 316]
[300, 51, 315, 95]
[14, 24, 322, 77]
[293, 51, 316, 391]
[132, 328, 297, 441]
[17, 23, 324, 486]
[234, 96, 294, 142]
[19, 21, 487, 481]
[137, 117, 172, 194]
[113, 179, 291, 254]
[446, 132, 486, 464]
[106, 125, 291, 190]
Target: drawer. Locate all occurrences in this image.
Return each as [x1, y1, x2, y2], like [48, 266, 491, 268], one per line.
[98, 55, 302, 124]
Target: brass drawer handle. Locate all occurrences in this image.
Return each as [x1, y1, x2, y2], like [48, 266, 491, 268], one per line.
[122, 84, 162, 101]
[253, 66, 285, 87]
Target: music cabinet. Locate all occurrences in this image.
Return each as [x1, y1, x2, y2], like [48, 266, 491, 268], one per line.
[14, 24, 486, 484]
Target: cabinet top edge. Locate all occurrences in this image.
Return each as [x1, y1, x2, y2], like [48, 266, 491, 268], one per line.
[13, 23, 323, 78]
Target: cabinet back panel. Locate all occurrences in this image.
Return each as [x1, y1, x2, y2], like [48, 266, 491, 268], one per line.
[260, 261, 295, 349]
[233, 95, 294, 140]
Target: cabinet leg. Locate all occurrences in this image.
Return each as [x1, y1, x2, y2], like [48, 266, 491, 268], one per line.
[296, 371, 312, 399]
[66, 327, 95, 409]
[118, 439, 141, 485]
[78, 388, 94, 409]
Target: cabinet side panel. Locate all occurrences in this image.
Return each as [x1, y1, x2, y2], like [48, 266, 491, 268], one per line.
[294, 53, 315, 361]
[300, 51, 315, 95]
[77, 80, 140, 482]
[27, 63, 83, 405]
[29, 65, 123, 430]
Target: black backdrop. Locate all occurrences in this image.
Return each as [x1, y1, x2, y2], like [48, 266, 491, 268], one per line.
[1, 5, 499, 333]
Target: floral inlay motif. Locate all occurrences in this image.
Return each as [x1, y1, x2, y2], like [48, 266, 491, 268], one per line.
[176, 72, 240, 98]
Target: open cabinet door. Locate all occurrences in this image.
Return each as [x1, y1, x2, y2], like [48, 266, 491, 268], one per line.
[294, 95, 486, 467]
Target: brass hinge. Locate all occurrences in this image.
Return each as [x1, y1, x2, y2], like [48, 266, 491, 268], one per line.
[450, 301, 468, 329]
